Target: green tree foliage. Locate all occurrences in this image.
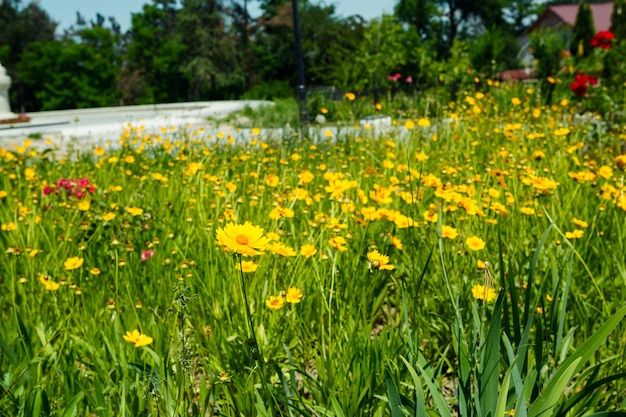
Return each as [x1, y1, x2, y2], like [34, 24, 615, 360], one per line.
[529, 29, 567, 104]
[469, 27, 521, 78]
[393, 0, 517, 57]
[177, 0, 244, 100]
[610, 0, 626, 41]
[0, 0, 57, 111]
[122, 0, 188, 104]
[18, 15, 122, 110]
[349, 15, 407, 98]
[570, 2, 595, 57]
[0, 0, 550, 111]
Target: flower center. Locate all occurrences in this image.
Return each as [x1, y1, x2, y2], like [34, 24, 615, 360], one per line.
[371, 260, 381, 270]
[236, 235, 249, 245]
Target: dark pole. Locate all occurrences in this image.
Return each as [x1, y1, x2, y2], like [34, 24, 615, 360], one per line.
[291, 0, 308, 128]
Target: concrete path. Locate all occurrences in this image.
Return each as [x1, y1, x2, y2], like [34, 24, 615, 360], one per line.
[0, 100, 274, 151]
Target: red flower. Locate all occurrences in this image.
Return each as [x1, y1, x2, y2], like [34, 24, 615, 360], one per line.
[570, 79, 587, 96]
[590, 31, 615, 50]
[570, 73, 598, 97]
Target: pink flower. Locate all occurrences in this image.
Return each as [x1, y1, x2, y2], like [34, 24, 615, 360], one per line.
[141, 249, 155, 262]
[405, 76, 413, 83]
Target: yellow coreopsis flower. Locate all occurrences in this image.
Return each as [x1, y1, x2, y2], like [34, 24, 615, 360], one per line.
[78, 200, 91, 211]
[102, 212, 116, 222]
[123, 330, 153, 347]
[1, 222, 16, 232]
[126, 206, 143, 217]
[465, 236, 486, 251]
[471, 284, 497, 302]
[265, 295, 285, 310]
[300, 243, 318, 258]
[38, 273, 60, 291]
[236, 260, 259, 273]
[565, 229, 584, 239]
[367, 249, 394, 271]
[441, 225, 458, 239]
[64, 257, 84, 270]
[417, 117, 431, 127]
[328, 236, 347, 252]
[285, 287, 303, 304]
[216, 222, 269, 256]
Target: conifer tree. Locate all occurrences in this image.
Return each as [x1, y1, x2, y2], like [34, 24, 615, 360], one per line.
[570, 2, 595, 57]
[610, 0, 626, 41]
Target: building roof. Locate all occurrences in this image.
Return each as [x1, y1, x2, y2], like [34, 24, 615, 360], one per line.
[526, 2, 613, 34]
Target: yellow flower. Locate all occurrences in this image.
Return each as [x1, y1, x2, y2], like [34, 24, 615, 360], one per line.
[572, 218, 588, 228]
[24, 167, 36, 181]
[441, 225, 458, 239]
[345, 92, 356, 101]
[554, 128, 570, 136]
[404, 120, 415, 130]
[123, 330, 153, 347]
[102, 212, 116, 221]
[511, 97, 521, 106]
[90, 268, 101, 275]
[78, 200, 90, 211]
[265, 174, 280, 187]
[285, 287, 303, 304]
[471, 284, 497, 302]
[565, 229, 584, 239]
[465, 236, 486, 251]
[38, 273, 60, 291]
[300, 243, 318, 258]
[1, 222, 16, 232]
[236, 260, 259, 272]
[184, 162, 202, 176]
[367, 249, 394, 270]
[0, 191, 6, 198]
[390, 236, 403, 250]
[265, 295, 285, 310]
[417, 117, 431, 127]
[216, 222, 270, 257]
[328, 236, 347, 251]
[126, 206, 143, 217]
[64, 257, 84, 270]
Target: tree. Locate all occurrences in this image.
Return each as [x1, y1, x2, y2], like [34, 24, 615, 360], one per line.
[570, 2, 595, 57]
[0, 0, 57, 111]
[393, 0, 513, 58]
[122, 0, 188, 104]
[610, 0, 626, 41]
[177, 0, 244, 100]
[18, 16, 121, 110]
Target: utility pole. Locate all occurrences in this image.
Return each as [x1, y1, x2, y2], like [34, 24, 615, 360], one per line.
[291, 0, 308, 128]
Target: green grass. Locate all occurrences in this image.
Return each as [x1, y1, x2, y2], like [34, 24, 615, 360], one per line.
[1, 86, 626, 416]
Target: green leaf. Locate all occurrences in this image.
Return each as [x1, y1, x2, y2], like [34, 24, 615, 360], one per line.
[528, 306, 626, 417]
[414, 358, 453, 417]
[400, 356, 426, 417]
[60, 393, 84, 417]
[480, 292, 504, 417]
[385, 368, 403, 417]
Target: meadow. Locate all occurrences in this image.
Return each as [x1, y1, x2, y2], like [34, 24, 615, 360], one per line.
[1, 85, 626, 416]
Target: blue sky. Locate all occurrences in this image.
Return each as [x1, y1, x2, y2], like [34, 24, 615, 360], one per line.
[39, 0, 397, 33]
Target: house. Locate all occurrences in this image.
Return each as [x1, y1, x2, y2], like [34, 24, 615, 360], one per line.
[517, 2, 613, 69]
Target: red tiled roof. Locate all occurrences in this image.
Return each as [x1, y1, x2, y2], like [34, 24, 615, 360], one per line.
[527, 2, 613, 34]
